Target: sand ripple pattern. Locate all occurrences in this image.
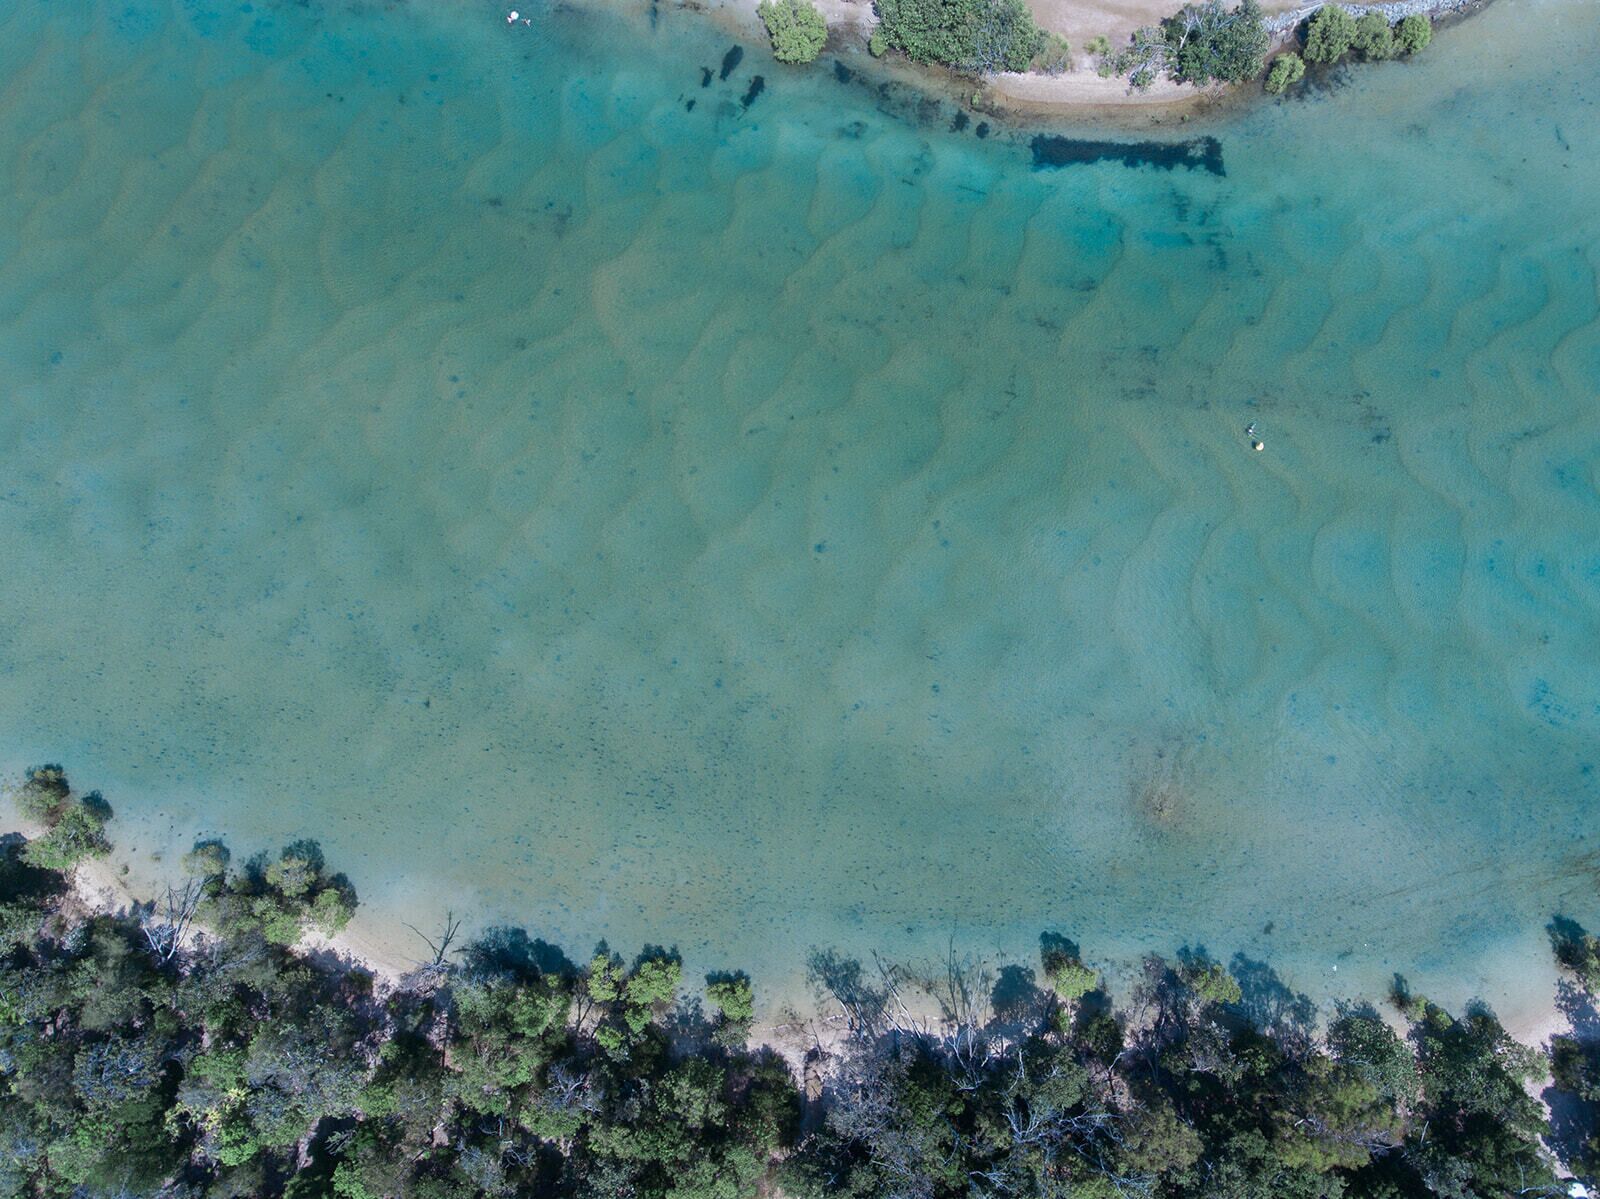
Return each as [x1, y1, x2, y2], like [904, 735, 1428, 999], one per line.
[0, 0, 1597, 1010]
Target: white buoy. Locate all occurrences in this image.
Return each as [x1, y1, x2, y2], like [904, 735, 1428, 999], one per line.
[1251, 439, 1265, 452]
[507, 10, 519, 21]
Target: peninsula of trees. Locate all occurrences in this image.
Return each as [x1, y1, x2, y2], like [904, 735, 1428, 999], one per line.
[2, 765, 1596, 1197]
[751, 0, 1440, 101]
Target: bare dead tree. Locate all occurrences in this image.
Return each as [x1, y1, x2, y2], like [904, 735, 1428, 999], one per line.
[140, 878, 203, 964]
[405, 910, 462, 970]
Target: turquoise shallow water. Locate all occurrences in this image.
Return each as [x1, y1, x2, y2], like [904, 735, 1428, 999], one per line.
[2, 0, 1598, 1014]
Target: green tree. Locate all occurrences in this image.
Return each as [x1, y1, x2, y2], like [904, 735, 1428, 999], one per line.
[758, 0, 828, 64]
[623, 948, 683, 1033]
[1118, 1100, 1202, 1182]
[706, 973, 754, 1024]
[1264, 50, 1305, 93]
[1327, 1005, 1419, 1106]
[183, 837, 232, 882]
[13, 764, 70, 821]
[1183, 958, 1242, 1006]
[1304, 3, 1356, 63]
[1040, 936, 1099, 1003]
[1351, 12, 1395, 59]
[1408, 1003, 1553, 1197]
[1164, 0, 1268, 85]
[265, 840, 323, 897]
[309, 884, 356, 935]
[1274, 1056, 1403, 1170]
[706, 971, 756, 1046]
[446, 978, 570, 1115]
[21, 794, 111, 872]
[1395, 13, 1432, 54]
[202, 838, 359, 948]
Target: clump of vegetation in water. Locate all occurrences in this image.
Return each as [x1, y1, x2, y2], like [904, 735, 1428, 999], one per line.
[870, 0, 1045, 74]
[0, 763, 1589, 1198]
[757, 0, 828, 64]
[1115, 0, 1268, 89]
[1264, 49, 1306, 92]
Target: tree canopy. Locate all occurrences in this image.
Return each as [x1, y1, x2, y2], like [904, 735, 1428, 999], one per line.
[1265, 51, 1306, 93]
[1305, 3, 1358, 62]
[758, 0, 829, 64]
[872, 0, 1046, 74]
[1164, 0, 1268, 84]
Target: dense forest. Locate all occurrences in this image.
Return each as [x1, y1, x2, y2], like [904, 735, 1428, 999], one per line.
[1, 765, 1597, 1197]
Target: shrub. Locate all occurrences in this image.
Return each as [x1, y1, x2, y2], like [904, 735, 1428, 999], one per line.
[1352, 11, 1396, 59]
[1304, 3, 1356, 62]
[758, 0, 828, 64]
[1117, 25, 1169, 89]
[1034, 31, 1071, 74]
[1264, 50, 1305, 92]
[873, 0, 1045, 73]
[1395, 12, 1432, 53]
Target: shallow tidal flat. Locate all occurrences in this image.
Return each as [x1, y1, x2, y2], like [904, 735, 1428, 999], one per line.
[1, 0, 1598, 1020]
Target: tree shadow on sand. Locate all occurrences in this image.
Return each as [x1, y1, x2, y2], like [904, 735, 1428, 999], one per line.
[989, 963, 1049, 1029]
[1228, 952, 1318, 1057]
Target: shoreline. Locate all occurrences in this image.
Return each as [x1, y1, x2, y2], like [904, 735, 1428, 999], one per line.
[18, 827, 1586, 1193]
[683, 0, 1493, 123]
[17, 824, 1583, 1069]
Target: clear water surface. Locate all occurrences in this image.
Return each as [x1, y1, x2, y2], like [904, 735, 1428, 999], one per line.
[1, 0, 1598, 1015]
